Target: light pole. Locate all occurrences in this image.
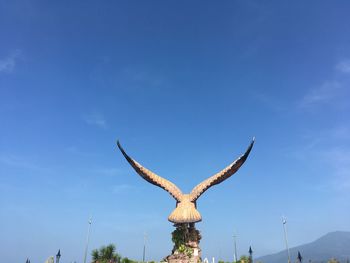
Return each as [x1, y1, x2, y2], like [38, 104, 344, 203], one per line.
[233, 235, 238, 263]
[249, 246, 253, 263]
[282, 217, 291, 263]
[297, 251, 303, 263]
[83, 217, 92, 263]
[143, 232, 147, 263]
[56, 249, 61, 263]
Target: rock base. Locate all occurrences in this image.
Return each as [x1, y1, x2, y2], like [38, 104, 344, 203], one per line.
[163, 223, 201, 263]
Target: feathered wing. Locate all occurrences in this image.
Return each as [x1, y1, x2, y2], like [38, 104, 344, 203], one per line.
[117, 141, 183, 202]
[189, 138, 255, 202]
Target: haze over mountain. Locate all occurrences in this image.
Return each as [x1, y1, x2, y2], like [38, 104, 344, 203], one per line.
[256, 231, 350, 263]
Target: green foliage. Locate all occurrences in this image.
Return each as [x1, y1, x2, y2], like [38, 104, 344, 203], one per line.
[328, 259, 340, 263]
[91, 244, 121, 263]
[91, 249, 100, 262]
[121, 257, 138, 263]
[237, 255, 250, 263]
[177, 244, 193, 257]
[90, 244, 141, 263]
[171, 224, 194, 257]
[217, 256, 252, 263]
[172, 226, 186, 249]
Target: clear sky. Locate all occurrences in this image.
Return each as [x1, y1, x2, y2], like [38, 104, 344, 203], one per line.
[1, 1, 350, 263]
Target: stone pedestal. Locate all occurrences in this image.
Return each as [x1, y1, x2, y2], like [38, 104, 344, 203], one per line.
[164, 223, 201, 263]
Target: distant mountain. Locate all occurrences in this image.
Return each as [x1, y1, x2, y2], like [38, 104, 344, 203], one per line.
[256, 231, 350, 263]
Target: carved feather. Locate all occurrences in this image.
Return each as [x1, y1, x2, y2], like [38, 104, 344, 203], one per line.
[189, 138, 255, 202]
[117, 141, 183, 202]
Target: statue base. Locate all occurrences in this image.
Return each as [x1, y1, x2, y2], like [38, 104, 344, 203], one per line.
[163, 223, 201, 263]
[165, 252, 200, 263]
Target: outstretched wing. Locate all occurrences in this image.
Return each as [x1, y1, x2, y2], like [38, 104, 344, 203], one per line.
[189, 138, 255, 202]
[117, 141, 183, 202]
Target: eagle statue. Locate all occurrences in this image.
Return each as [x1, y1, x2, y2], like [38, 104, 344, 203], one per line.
[117, 138, 254, 224]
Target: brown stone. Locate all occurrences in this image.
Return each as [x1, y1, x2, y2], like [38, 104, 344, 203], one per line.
[117, 139, 254, 224]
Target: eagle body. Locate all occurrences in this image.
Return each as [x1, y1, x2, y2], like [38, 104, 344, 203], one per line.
[169, 194, 201, 223]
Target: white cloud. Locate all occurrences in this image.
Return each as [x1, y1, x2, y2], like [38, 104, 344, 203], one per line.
[0, 153, 47, 172]
[286, 126, 350, 192]
[250, 90, 287, 112]
[0, 50, 21, 73]
[329, 126, 350, 141]
[65, 146, 100, 157]
[299, 81, 342, 108]
[83, 112, 107, 128]
[299, 59, 350, 109]
[336, 59, 350, 73]
[321, 147, 350, 191]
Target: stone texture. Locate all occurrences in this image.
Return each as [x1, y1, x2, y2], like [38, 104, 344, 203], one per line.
[117, 139, 254, 224]
[164, 223, 202, 263]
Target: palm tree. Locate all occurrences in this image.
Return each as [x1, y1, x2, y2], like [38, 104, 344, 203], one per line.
[91, 249, 100, 263]
[91, 244, 121, 263]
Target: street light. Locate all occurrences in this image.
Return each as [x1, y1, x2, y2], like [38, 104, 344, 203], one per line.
[143, 232, 147, 263]
[282, 216, 291, 263]
[83, 217, 93, 263]
[297, 251, 303, 263]
[249, 246, 253, 263]
[56, 249, 61, 263]
[233, 234, 238, 263]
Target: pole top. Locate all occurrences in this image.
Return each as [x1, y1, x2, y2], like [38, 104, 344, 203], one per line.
[249, 246, 253, 255]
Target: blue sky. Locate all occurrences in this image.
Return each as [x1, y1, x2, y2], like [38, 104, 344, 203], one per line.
[1, 1, 350, 263]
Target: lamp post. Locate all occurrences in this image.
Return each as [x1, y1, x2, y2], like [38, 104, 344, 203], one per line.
[249, 246, 253, 263]
[282, 217, 291, 263]
[297, 251, 303, 263]
[83, 217, 92, 263]
[143, 232, 147, 263]
[56, 249, 61, 263]
[233, 235, 238, 263]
